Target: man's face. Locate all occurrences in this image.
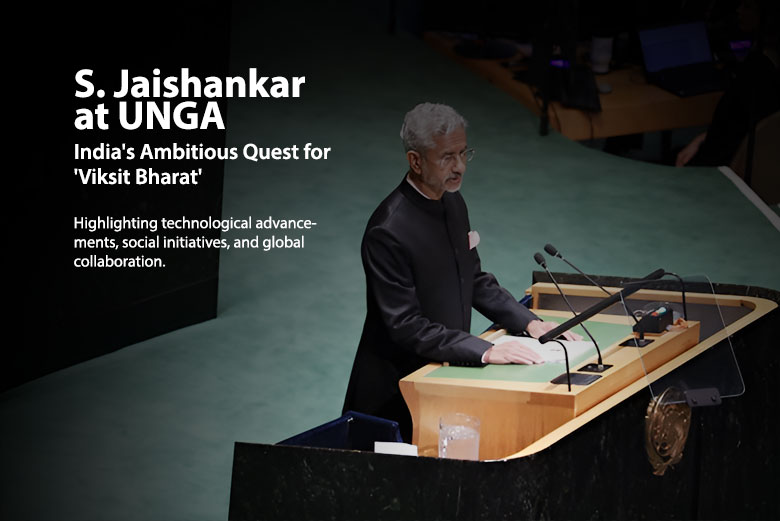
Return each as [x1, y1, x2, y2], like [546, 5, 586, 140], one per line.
[409, 127, 468, 199]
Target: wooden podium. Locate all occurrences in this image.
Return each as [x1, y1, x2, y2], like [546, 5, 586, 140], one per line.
[229, 276, 780, 520]
[400, 282, 775, 461]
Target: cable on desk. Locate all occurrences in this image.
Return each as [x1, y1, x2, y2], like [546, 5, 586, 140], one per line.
[531, 87, 564, 136]
[550, 103, 563, 134]
[587, 112, 595, 141]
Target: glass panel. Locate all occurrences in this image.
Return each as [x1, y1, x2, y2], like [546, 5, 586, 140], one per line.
[619, 274, 744, 404]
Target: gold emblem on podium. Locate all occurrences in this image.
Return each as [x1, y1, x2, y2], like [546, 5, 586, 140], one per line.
[645, 387, 691, 476]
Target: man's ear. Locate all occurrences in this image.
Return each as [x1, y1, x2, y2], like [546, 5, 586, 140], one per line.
[407, 150, 423, 174]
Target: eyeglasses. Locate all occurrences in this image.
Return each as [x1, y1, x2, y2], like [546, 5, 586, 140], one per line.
[427, 148, 476, 169]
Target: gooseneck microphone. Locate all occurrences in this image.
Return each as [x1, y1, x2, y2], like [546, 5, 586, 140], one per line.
[552, 339, 571, 392]
[539, 267, 665, 344]
[534, 252, 605, 367]
[661, 271, 688, 321]
[622, 269, 666, 285]
[544, 243, 613, 297]
[544, 243, 640, 325]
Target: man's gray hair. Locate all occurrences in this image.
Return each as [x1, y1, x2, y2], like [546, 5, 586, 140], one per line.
[400, 103, 467, 153]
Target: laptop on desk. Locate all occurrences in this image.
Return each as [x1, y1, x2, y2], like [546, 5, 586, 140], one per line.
[639, 21, 728, 97]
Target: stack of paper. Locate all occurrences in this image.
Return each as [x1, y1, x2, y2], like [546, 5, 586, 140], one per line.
[492, 335, 595, 363]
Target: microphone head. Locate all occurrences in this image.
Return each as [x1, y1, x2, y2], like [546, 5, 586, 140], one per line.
[533, 252, 547, 268]
[624, 268, 667, 286]
[646, 268, 665, 280]
[544, 243, 560, 257]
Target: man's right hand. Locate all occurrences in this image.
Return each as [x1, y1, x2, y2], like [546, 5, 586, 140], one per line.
[483, 340, 545, 365]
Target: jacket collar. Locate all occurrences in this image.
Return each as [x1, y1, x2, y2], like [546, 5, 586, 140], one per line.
[399, 173, 445, 216]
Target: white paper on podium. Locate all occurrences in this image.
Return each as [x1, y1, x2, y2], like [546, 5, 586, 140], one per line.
[491, 335, 595, 363]
[374, 442, 418, 456]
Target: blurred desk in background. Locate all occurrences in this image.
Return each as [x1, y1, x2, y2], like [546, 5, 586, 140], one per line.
[424, 32, 724, 141]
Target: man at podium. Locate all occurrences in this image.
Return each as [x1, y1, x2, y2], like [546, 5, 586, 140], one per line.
[342, 103, 579, 440]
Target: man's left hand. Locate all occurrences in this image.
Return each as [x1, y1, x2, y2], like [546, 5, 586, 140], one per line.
[526, 319, 583, 342]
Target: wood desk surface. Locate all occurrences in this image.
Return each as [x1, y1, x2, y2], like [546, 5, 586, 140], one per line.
[399, 284, 776, 461]
[425, 32, 724, 140]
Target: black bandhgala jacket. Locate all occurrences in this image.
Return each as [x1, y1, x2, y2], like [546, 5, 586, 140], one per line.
[343, 177, 538, 440]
